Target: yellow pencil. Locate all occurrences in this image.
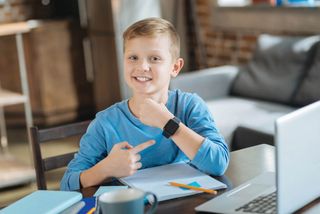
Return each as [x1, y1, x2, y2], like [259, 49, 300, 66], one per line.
[169, 182, 217, 195]
[86, 207, 96, 214]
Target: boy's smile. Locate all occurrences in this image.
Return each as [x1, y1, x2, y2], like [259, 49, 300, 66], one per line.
[133, 76, 152, 83]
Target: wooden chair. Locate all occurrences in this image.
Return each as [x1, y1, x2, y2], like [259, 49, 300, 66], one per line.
[30, 120, 91, 190]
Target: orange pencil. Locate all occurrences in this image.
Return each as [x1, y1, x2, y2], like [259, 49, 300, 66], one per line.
[86, 207, 96, 214]
[169, 182, 217, 195]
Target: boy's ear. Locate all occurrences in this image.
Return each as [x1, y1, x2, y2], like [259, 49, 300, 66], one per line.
[171, 58, 184, 78]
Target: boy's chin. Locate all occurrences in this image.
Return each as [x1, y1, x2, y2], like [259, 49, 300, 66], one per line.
[133, 90, 154, 96]
[132, 88, 170, 98]
[131, 88, 159, 96]
[128, 83, 169, 96]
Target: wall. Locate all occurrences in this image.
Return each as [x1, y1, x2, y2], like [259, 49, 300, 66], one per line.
[195, 0, 320, 68]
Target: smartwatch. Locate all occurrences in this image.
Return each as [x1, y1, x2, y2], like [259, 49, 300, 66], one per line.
[162, 116, 181, 138]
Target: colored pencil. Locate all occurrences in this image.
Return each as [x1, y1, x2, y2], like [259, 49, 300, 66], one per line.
[169, 182, 217, 195]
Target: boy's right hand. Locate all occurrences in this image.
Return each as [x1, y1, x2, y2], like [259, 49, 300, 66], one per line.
[103, 140, 155, 178]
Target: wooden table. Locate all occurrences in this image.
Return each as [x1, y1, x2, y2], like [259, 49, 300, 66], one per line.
[80, 144, 320, 213]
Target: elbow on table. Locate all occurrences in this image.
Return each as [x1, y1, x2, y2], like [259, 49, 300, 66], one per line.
[211, 151, 230, 176]
[60, 182, 69, 191]
[60, 173, 77, 191]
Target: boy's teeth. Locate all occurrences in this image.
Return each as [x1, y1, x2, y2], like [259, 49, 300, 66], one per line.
[136, 77, 151, 81]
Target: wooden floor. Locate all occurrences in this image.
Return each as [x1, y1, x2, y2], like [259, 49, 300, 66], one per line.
[0, 128, 79, 208]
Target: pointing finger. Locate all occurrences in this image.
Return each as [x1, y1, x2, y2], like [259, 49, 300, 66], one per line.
[115, 141, 133, 150]
[131, 140, 155, 154]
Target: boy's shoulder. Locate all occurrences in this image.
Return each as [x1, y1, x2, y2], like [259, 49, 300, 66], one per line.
[170, 89, 203, 103]
[95, 100, 128, 120]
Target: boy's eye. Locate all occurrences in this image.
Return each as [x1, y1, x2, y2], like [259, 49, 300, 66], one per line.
[150, 56, 161, 62]
[128, 56, 138, 61]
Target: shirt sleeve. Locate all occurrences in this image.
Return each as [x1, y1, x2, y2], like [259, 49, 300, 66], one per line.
[60, 118, 108, 191]
[186, 94, 230, 176]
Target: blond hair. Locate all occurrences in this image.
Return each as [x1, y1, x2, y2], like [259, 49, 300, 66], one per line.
[123, 17, 180, 59]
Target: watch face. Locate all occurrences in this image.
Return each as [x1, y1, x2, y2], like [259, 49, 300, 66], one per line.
[163, 117, 180, 138]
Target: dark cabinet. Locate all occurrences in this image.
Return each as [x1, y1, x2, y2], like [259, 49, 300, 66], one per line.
[0, 0, 121, 126]
[79, 0, 121, 111]
[0, 20, 95, 126]
[85, 0, 114, 33]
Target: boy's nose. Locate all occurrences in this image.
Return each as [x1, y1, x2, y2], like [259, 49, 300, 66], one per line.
[138, 59, 151, 72]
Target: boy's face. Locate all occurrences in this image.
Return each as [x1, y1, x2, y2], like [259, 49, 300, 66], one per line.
[124, 34, 183, 97]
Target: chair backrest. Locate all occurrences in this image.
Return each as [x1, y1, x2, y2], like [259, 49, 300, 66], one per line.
[30, 120, 91, 190]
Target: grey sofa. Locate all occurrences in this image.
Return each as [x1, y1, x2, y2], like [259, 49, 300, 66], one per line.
[171, 34, 320, 150]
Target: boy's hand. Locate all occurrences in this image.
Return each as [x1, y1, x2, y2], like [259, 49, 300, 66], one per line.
[103, 140, 155, 178]
[139, 98, 173, 129]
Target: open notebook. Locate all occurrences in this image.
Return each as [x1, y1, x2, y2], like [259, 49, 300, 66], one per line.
[1, 190, 82, 214]
[119, 162, 227, 201]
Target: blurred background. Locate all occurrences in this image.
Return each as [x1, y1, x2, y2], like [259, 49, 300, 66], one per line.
[0, 0, 319, 208]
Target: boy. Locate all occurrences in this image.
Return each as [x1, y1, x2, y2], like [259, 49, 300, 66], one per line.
[61, 17, 229, 191]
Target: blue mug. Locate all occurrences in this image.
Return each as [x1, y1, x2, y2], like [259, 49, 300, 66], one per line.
[96, 188, 158, 214]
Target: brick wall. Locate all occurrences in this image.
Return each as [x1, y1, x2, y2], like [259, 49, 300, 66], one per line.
[205, 30, 258, 67]
[194, 0, 320, 68]
[193, 0, 257, 68]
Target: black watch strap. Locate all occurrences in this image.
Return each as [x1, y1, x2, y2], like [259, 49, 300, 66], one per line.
[162, 116, 181, 138]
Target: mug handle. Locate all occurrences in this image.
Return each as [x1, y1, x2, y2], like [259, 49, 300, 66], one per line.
[145, 191, 158, 214]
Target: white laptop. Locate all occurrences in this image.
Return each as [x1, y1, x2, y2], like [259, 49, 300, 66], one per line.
[196, 101, 320, 214]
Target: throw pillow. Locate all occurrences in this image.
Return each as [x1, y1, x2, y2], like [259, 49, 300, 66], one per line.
[292, 42, 320, 106]
[231, 34, 320, 104]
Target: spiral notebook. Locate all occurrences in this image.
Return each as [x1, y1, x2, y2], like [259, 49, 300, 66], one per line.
[119, 163, 227, 201]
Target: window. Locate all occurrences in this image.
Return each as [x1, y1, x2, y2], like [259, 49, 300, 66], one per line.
[217, 0, 320, 6]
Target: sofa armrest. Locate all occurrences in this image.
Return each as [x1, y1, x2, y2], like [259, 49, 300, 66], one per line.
[170, 65, 240, 100]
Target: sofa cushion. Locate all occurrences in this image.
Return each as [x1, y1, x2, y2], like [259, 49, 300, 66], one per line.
[292, 42, 320, 106]
[206, 97, 295, 147]
[231, 34, 320, 104]
[232, 126, 274, 151]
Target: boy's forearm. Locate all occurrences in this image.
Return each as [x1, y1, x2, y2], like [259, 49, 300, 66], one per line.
[155, 110, 205, 160]
[80, 160, 113, 188]
[170, 122, 229, 175]
[170, 123, 205, 160]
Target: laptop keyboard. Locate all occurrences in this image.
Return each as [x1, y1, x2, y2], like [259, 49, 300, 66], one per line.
[236, 191, 276, 213]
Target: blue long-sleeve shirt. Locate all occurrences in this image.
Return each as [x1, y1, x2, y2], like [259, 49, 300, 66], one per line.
[60, 89, 229, 191]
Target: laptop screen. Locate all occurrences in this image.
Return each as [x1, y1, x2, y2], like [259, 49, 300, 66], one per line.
[276, 101, 320, 213]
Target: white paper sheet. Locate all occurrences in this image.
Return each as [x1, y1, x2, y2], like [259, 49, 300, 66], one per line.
[119, 163, 227, 201]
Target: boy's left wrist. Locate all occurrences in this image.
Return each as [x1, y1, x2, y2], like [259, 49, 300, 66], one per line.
[159, 112, 174, 129]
